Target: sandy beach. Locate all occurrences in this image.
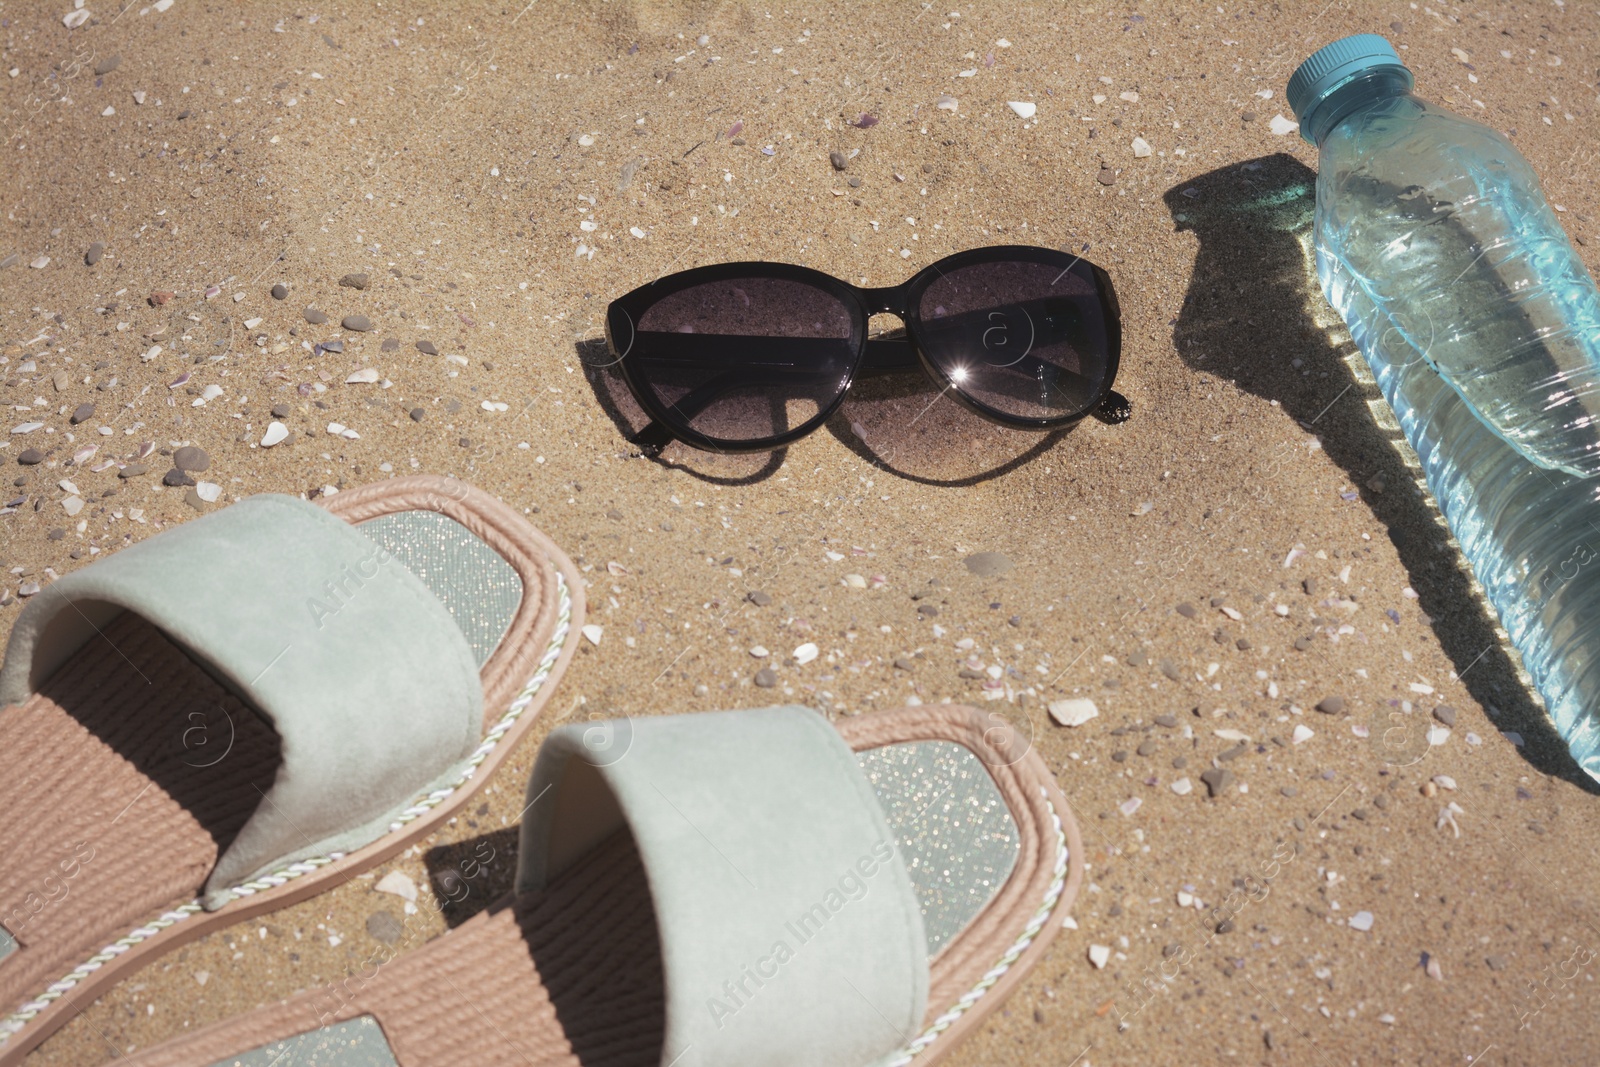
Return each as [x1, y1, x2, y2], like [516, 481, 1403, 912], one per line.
[5, 1, 1600, 1064]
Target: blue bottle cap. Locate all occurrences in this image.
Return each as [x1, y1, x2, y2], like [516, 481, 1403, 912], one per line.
[1287, 34, 1414, 145]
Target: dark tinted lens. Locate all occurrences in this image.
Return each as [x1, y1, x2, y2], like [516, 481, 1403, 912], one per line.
[914, 259, 1112, 421]
[622, 277, 860, 444]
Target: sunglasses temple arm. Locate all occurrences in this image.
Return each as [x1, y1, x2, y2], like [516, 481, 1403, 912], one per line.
[626, 368, 766, 454]
[627, 420, 675, 457]
[858, 334, 920, 378]
[865, 298, 1091, 368]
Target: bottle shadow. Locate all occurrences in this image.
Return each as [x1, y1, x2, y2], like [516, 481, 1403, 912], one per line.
[1165, 152, 1598, 794]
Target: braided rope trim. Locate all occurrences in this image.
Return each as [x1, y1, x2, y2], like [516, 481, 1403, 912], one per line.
[0, 573, 572, 1047]
[386, 574, 571, 833]
[884, 788, 1071, 1067]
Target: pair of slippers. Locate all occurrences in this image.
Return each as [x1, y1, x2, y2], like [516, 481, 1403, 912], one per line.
[0, 475, 1084, 1067]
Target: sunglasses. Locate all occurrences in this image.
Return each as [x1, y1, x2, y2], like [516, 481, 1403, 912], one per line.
[604, 245, 1126, 454]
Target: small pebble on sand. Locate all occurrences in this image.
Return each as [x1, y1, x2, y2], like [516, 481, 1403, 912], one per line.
[366, 911, 403, 945]
[964, 551, 1012, 577]
[304, 307, 329, 324]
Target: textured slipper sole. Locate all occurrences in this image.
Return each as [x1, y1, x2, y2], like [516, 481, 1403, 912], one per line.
[110, 705, 1081, 1067]
[0, 475, 585, 1066]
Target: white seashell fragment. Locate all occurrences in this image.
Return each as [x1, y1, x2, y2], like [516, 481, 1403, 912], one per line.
[1048, 698, 1099, 727]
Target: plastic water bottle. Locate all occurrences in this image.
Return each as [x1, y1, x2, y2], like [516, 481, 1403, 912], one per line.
[1291, 34, 1600, 478]
[1290, 35, 1600, 779]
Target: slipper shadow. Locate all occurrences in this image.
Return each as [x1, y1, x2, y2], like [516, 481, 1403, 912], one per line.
[1164, 153, 1598, 794]
[574, 337, 787, 486]
[423, 826, 520, 928]
[424, 829, 666, 1063]
[38, 612, 284, 854]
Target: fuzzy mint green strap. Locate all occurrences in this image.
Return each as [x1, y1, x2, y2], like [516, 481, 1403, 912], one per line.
[0, 494, 483, 909]
[518, 705, 930, 1067]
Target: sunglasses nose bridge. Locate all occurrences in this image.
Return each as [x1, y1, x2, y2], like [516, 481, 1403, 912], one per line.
[858, 285, 908, 316]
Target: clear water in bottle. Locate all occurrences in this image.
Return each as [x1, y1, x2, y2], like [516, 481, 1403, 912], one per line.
[1295, 36, 1600, 478]
[1292, 36, 1600, 779]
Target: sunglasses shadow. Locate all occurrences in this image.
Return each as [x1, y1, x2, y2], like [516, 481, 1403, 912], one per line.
[574, 337, 788, 486]
[1166, 152, 1597, 795]
[822, 370, 1078, 488]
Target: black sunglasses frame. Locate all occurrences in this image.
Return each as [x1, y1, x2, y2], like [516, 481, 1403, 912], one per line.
[604, 244, 1124, 455]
